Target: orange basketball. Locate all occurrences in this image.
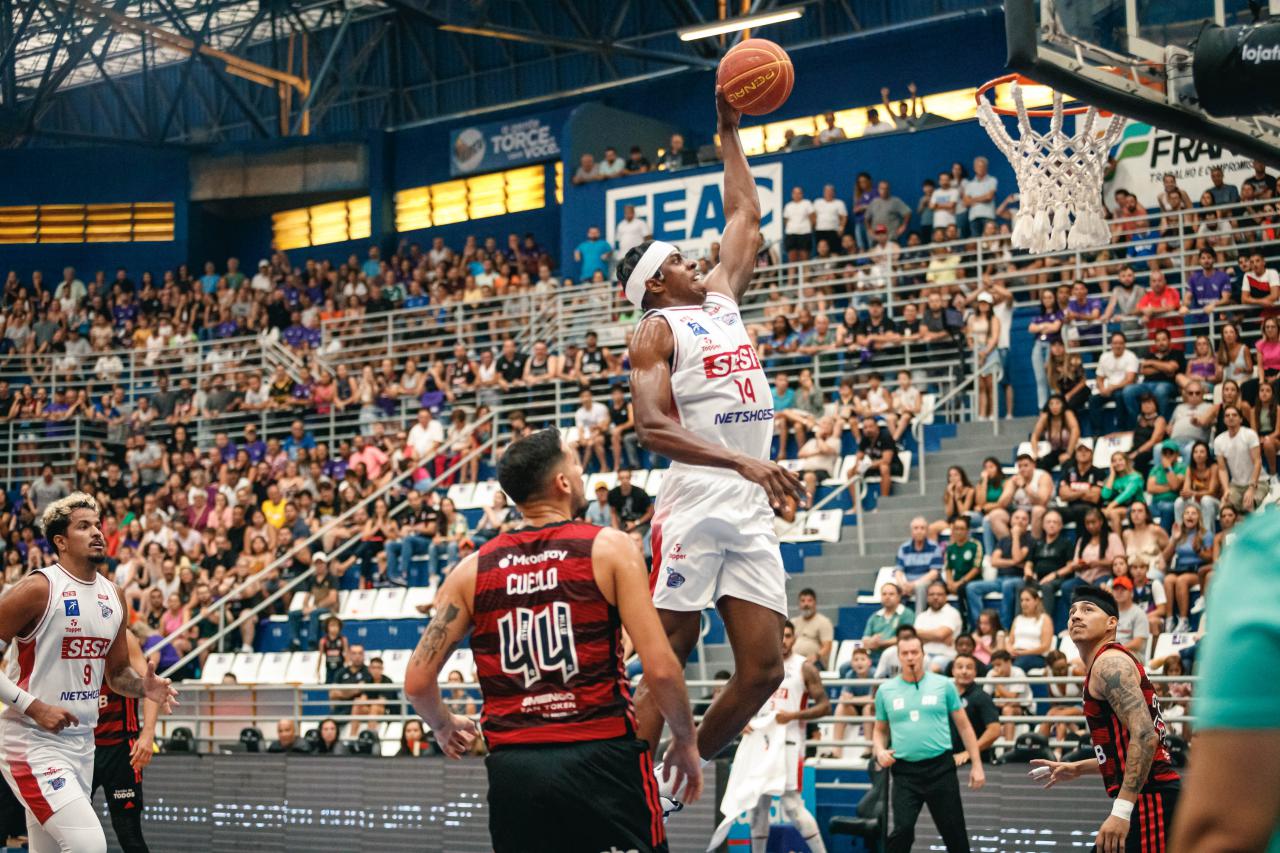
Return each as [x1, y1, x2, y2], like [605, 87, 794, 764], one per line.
[716, 38, 794, 116]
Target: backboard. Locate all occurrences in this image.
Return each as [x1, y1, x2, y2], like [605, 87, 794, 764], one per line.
[1004, 0, 1280, 166]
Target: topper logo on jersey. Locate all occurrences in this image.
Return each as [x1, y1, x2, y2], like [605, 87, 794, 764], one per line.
[703, 344, 761, 378]
[61, 636, 111, 659]
[497, 549, 568, 569]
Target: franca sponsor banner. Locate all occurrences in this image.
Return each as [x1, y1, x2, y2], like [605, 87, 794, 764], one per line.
[605, 162, 782, 258]
[1102, 120, 1254, 209]
[450, 116, 561, 176]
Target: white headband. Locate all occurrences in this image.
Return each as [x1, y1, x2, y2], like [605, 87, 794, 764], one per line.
[624, 241, 676, 310]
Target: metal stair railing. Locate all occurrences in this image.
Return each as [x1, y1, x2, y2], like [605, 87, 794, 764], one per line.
[155, 410, 497, 678]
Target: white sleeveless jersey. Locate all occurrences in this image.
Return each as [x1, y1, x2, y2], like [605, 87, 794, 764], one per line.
[645, 292, 774, 470]
[751, 653, 809, 740]
[2, 565, 123, 746]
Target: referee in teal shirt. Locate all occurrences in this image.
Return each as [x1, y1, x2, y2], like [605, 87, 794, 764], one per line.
[874, 635, 986, 852]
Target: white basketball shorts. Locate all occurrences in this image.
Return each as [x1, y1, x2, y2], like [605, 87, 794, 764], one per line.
[649, 467, 787, 617]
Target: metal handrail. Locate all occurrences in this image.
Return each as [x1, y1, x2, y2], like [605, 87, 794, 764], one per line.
[156, 411, 497, 677]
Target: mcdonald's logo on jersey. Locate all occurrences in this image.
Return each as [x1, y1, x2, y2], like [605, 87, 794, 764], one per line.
[702, 344, 761, 378]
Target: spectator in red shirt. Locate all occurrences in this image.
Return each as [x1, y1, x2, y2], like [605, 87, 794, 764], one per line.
[1136, 270, 1185, 341]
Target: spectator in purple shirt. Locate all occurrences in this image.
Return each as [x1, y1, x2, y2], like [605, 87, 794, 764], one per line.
[852, 172, 875, 250]
[215, 311, 240, 339]
[1063, 280, 1104, 354]
[1028, 288, 1065, 409]
[112, 292, 138, 329]
[282, 311, 308, 350]
[1184, 247, 1234, 331]
[240, 424, 267, 463]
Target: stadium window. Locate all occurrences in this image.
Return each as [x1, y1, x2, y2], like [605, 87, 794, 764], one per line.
[728, 84, 1066, 156]
[0, 202, 174, 244]
[393, 163, 548, 235]
[271, 197, 371, 250]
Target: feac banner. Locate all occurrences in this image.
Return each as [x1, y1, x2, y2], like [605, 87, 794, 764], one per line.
[605, 162, 783, 258]
[450, 116, 561, 176]
[1102, 119, 1255, 209]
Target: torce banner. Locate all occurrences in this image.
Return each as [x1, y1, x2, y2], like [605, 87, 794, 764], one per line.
[450, 117, 561, 176]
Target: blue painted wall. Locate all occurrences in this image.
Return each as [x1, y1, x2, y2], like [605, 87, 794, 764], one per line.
[0, 146, 189, 280]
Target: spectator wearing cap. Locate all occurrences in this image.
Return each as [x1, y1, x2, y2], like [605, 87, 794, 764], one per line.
[624, 145, 651, 174]
[1147, 439, 1187, 531]
[1110, 575, 1151, 659]
[586, 482, 612, 527]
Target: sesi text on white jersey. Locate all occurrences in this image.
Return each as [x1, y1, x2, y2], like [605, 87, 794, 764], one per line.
[2, 565, 123, 744]
[751, 653, 808, 740]
[643, 291, 774, 471]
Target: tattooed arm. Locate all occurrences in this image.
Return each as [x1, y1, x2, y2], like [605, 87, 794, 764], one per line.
[1089, 649, 1158, 852]
[404, 554, 478, 758]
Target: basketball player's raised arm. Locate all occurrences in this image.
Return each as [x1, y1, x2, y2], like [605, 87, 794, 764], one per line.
[595, 528, 703, 804]
[0, 574, 79, 732]
[630, 318, 800, 508]
[404, 556, 479, 759]
[706, 86, 762, 303]
[104, 587, 179, 708]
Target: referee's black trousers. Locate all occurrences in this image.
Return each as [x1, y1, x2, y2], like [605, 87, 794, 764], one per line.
[887, 751, 970, 853]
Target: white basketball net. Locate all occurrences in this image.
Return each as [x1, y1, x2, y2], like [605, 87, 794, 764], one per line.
[976, 81, 1126, 253]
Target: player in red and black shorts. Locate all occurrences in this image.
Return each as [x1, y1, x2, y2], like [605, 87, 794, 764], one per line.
[93, 630, 159, 853]
[403, 429, 703, 853]
[1030, 585, 1179, 853]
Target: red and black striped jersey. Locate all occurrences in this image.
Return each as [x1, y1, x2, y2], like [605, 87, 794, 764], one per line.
[471, 520, 635, 749]
[94, 682, 139, 747]
[1082, 642, 1180, 797]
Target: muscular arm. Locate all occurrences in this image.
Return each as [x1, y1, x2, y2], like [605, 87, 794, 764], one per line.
[704, 88, 761, 302]
[403, 556, 475, 731]
[594, 528, 696, 743]
[1090, 650, 1158, 802]
[1171, 730, 1280, 852]
[105, 586, 176, 707]
[629, 316, 799, 507]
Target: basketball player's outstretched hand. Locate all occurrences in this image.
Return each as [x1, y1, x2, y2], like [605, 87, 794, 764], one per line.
[27, 699, 78, 734]
[662, 737, 704, 804]
[1027, 757, 1082, 789]
[737, 456, 803, 510]
[437, 713, 478, 759]
[143, 660, 180, 709]
[714, 85, 741, 128]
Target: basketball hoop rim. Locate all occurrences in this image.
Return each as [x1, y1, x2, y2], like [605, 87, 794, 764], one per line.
[976, 73, 1092, 117]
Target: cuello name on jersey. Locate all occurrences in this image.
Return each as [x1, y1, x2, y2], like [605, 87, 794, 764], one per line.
[61, 636, 112, 659]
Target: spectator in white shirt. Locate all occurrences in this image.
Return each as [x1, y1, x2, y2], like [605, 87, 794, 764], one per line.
[986, 650, 1032, 741]
[866, 224, 901, 289]
[930, 173, 960, 230]
[1213, 405, 1263, 513]
[915, 581, 964, 671]
[1110, 576, 1151, 660]
[251, 260, 274, 292]
[597, 146, 625, 178]
[407, 407, 444, 471]
[1087, 332, 1140, 435]
[573, 388, 611, 472]
[961, 156, 998, 236]
[782, 186, 815, 263]
[862, 107, 893, 135]
[812, 184, 848, 260]
[816, 112, 847, 144]
[614, 205, 649, 258]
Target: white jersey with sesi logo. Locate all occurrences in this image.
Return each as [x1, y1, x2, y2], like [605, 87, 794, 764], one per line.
[1, 564, 123, 745]
[751, 653, 808, 741]
[644, 291, 774, 471]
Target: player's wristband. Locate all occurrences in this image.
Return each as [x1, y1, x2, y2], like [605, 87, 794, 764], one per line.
[1110, 798, 1135, 822]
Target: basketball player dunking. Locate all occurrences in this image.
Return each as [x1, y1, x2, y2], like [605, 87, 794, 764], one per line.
[1030, 586, 1180, 853]
[623, 86, 803, 811]
[404, 429, 702, 853]
[0, 493, 177, 853]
